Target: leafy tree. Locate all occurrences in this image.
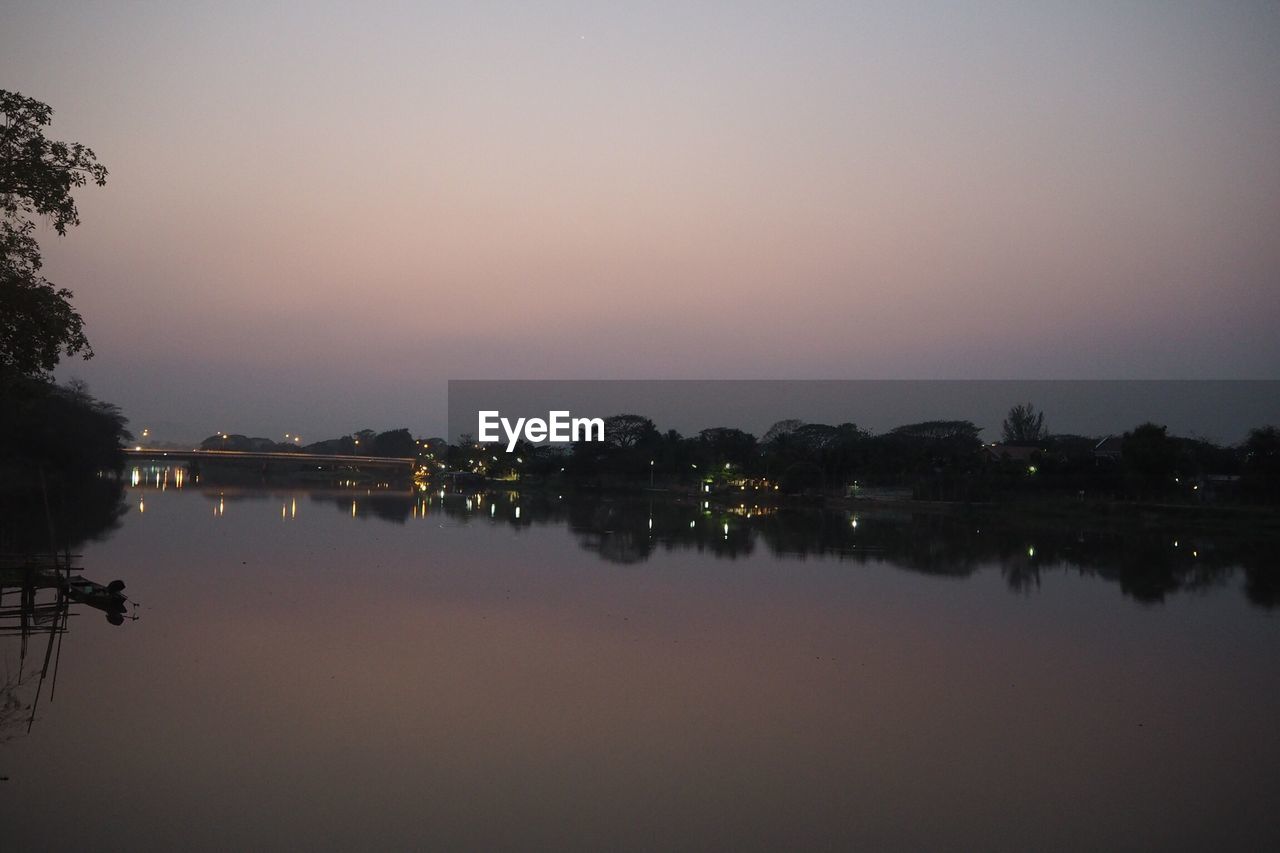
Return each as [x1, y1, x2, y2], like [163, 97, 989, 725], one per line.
[697, 427, 756, 466]
[1242, 425, 1280, 501]
[890, 420, 982, 445]
[792, 423, 839, 451]
[0, 376, 129, 477]
[1001, 403, 1047, 445]
[373, 428, 415, 458]
[603, 414, 658, 449]
[1121, 423, 1178, 496]
[761, 419, 804, 446]
[1, 91, 107, 378]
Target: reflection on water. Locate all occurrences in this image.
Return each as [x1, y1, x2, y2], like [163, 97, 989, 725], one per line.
[1, 467, 1277, 850]
[1, 554, 134, 741]
[124, 463, 1280, 609]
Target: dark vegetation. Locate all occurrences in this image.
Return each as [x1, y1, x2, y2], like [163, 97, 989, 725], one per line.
[280, 487, 1280, 609]
[428, 408, 1280, 508]
[0, 90, 127, 546]
[197, 427, 416, 458]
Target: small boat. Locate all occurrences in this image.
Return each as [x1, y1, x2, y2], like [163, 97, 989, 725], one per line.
[63, 576, 129, 624]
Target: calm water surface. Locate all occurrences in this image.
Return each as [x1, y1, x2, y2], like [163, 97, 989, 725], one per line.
[2, 475, 1278, 850]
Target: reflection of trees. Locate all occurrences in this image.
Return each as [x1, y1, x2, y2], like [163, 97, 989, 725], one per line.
[311, 493, 415, 525]
[1243, 563, 1279, 609]
[0, 475, 126, 553]
[428, 491, 1276, 608]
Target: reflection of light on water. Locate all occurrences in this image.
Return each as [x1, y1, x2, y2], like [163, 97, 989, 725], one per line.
[515, 507, 521, 519]
[291, 498, 296, 519]
[138, 497, 145, 513]
[352, 500, 357, 518]
[131, 467, 141, 487]
[175, 467, 184, 488]
[490, 503, 495, 517]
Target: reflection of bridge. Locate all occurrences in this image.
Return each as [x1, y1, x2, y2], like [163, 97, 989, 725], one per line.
[125, 448, 417, 473]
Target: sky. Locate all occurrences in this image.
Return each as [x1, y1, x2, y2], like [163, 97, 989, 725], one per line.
[2, 1, 1278, 441]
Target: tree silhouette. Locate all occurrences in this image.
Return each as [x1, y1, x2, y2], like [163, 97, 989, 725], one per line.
[1, 90, 107, 378]
[1001, 403, 1046, 445]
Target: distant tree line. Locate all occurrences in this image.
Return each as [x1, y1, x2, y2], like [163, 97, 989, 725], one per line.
[198, 427, 417, 458]
[323, 489, 1279, 609]
[434, 405, 1280, 505]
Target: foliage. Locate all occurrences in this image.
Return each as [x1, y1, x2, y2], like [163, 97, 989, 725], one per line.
[1002, 403, 1047, 445]
[1243, 425, 1280, 501]
[0, 375, 130, 479]
[890, 420, 982, 444]
[1121, 423, 1179, 495]
[0, 90, 107, 378]
[602, 414, 658, 449]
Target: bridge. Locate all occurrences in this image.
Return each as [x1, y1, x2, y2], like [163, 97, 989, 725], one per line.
[124, 448, 418, 473]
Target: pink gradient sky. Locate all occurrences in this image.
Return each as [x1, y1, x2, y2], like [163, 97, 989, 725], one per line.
[2, 1, 1278, 439]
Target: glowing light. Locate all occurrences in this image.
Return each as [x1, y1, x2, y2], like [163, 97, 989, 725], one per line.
[515, 507, 521, 519]
[1027, 546, 1035, 558]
